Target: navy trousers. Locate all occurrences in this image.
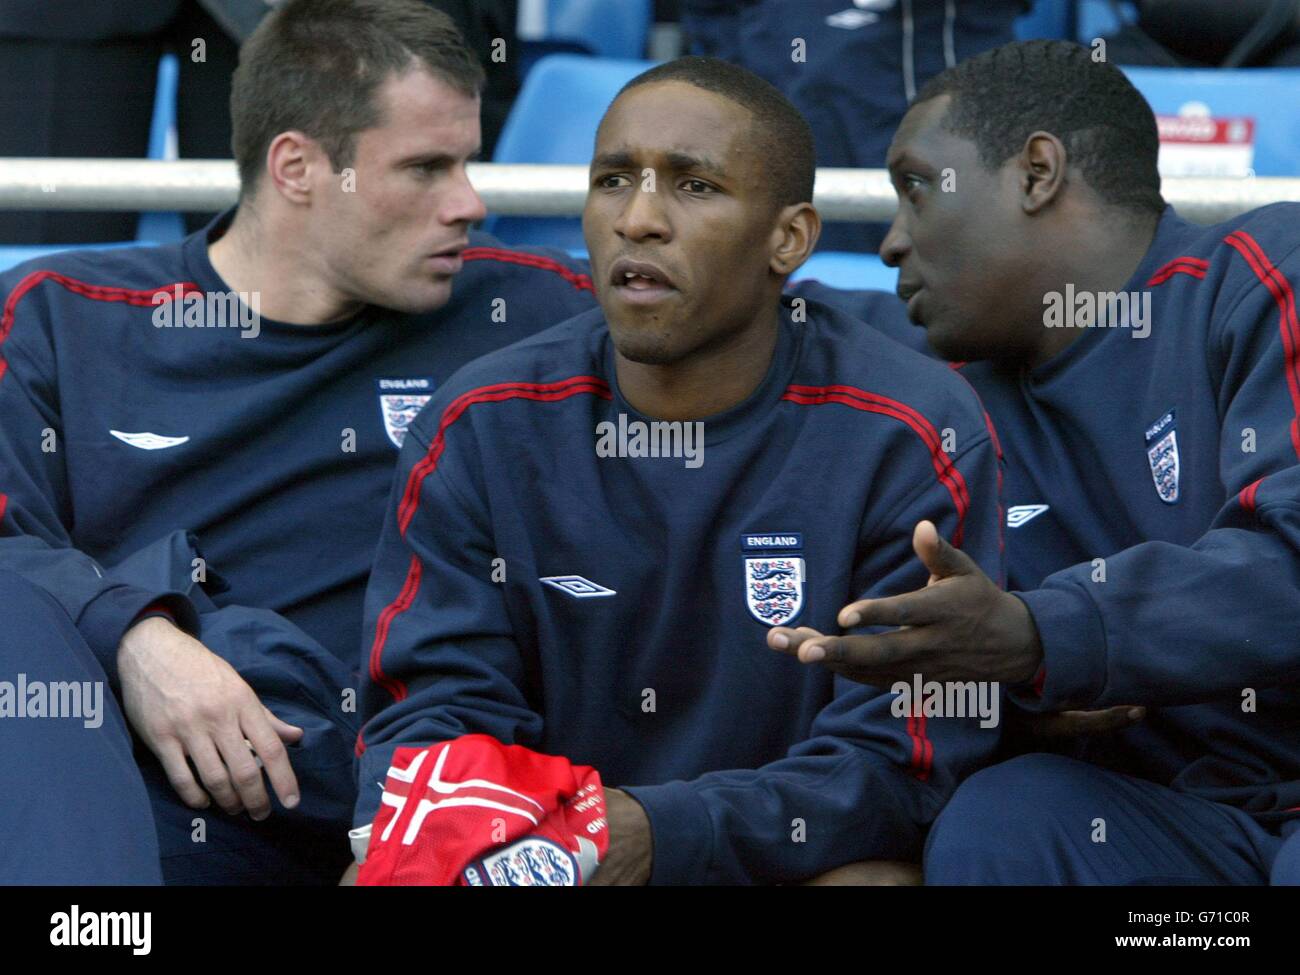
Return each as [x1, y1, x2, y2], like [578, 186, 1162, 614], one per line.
[107, 531, 360, 885]
[1, 531, 359, 884]
[0, 569, 161, 884]
[924, 753, 1295, 885]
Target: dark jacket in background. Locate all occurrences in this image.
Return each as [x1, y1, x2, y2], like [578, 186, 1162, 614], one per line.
[682, 0, 1025, 253]
[0, 1, 520, 245]
[428, 0, 521, 160]
[0, 0, 182, 40]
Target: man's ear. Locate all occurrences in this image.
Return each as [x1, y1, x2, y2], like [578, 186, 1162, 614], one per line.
[770, 202, 821, 277]
[265, 130, 317, 206]
[1018, 131, 1067, 216]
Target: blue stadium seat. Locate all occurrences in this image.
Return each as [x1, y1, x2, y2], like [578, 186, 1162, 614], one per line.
[1123, 66, 1300, 177]
[1077, 0, 1136, 42]
[493, 55, 655, 165]
[1014, 0, 1074, 41]
[790, 252, 899, 293]
[0, 242, 145, 275]
[147, 52, 180, 162]
[137, 52, 186, 244]
[517, 38, 591, 77]
[488, 54, 656, 249]
[544, 0, 651, 60]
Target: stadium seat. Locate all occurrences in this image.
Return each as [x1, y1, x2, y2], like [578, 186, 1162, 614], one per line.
[1076, 0, 1136, 42]
[0, 242, 143, 274]
[517, 38, 591, 77]
[487, 54, 655, 250]
[1123, 66, 1300, 177]
[1014, 0, 1074, 41]
[136, 52, 186, 244]
[493, 55, 656, 165]
[542, 0, 652, 60]
[790, 252, 899, 293]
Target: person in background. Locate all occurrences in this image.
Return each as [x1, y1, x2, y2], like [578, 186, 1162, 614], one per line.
[781, 40, 1300, 885]
[679, 0, 1026, 252]
[0, 0, 594, 884]
[0, 0, 520, 243]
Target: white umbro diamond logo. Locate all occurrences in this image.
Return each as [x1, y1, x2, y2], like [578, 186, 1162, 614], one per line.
[1007, 504, 1050, 528]
[109, 430, 191, 450]
[539, 576, 617, 598]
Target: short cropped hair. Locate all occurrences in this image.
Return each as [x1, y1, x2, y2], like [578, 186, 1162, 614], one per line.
[230, 0, 484, 198]
[914, 39, 1164, 215]
[614, 56, 817, 210]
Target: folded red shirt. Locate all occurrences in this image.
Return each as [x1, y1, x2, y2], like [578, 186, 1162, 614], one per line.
[355, 734, 609, 886]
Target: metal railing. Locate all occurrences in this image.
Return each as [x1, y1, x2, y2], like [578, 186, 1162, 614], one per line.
[0, 159, 1295, 225]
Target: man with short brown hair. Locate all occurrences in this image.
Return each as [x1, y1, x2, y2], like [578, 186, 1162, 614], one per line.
[0, 0, 596, 883]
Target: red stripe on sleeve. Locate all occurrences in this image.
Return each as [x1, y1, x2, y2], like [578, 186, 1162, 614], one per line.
[983, 410, 1006, 576]
[1146, 256, 1209, 288]
[1224, 231, 1300, 460]
[905, 714, 926, 782]
[1, 269, 201, 382]
[367, 376, 612, 705]
[396, 377, 611, 535]
[367, 554, 423, 702]
[782, 383, 979, 780]
[1238, 477, 1263, 514]
[952, 366, 1006, 581]
[782, 384, 970, 548]
[461, 247, 595, 292]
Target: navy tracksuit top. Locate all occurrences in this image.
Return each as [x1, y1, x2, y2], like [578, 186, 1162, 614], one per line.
[356, 295, 1005, 884]
[0, 211, 597, 681]
[815, 204, 1300, 825]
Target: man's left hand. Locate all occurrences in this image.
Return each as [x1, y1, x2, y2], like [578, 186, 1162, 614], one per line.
[767, 521, 1043, 686]
[588, 788, 652, 886]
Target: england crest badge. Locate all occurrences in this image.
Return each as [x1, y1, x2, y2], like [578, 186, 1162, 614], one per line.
[742, 533, 805, 626]
[1144, 409, 1180, 504]
[464, 836, 580, 887]
[377, 377, 435, 449]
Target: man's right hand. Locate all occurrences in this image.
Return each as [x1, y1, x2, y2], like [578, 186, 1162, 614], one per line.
[117, 617, 303, 819]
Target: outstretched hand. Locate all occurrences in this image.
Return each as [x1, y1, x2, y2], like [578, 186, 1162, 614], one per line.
[767, 521, 1044, 687]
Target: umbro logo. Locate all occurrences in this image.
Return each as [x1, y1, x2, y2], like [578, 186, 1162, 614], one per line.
[826, 0, 892, 29]
[539, 576, 617, 598]
[109, 430, 190, 450]
[1007, 504, 1050, 528]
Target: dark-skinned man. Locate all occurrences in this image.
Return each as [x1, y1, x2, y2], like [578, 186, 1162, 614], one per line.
[349, 56, 1004, 885]
[778, 39, 1300, 884]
